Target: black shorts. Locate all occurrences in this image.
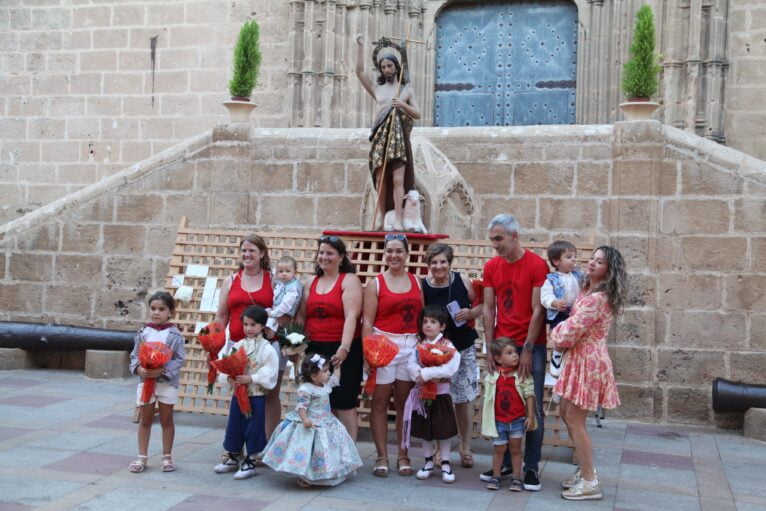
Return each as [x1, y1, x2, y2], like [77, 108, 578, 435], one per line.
[307, 338, 363, 410]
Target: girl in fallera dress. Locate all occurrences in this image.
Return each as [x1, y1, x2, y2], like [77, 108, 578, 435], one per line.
[262, 353, 362, 487]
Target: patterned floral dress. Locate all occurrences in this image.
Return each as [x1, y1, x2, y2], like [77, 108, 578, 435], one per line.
[550, 291, 621, 411]
[262, 374, 362, 485]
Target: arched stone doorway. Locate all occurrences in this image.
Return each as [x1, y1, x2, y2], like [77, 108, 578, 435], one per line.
[434, 1, 578, 127]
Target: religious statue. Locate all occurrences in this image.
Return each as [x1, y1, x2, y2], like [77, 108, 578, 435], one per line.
[356, 34, 422, 232]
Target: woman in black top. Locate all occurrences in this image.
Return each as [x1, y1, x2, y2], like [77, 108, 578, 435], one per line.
[421, 243, 483, 468]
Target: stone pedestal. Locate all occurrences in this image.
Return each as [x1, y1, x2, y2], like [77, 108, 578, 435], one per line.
[0, 348, 32, 370]
[744, 408, 766, 442]
[85, 350, 132, 379]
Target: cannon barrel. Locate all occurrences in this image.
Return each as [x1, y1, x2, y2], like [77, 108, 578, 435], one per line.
[0, 321, 134, 352]
[712, 377, 766, 413]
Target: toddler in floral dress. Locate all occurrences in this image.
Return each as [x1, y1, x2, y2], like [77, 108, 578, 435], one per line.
[262, 353, 362, 487]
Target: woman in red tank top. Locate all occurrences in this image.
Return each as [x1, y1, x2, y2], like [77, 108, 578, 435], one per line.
[297, 236, 364, 439]
[362, 234, 423, 478]
[214, 234, 285, 442]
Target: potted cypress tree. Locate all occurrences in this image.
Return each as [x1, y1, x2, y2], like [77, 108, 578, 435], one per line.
[223, 19, 262, 122]
[619, 5, 662, 121]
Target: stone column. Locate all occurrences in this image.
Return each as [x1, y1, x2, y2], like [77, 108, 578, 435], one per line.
[301, 0, 317, 127]
[287, 0, 303, 127]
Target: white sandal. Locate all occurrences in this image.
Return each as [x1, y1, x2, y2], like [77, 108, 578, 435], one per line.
[129, 455, 147, 473]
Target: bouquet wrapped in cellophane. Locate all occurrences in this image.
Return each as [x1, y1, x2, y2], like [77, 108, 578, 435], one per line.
[197, 322, 227, 393]
[138, 341, 173, 405]
[362, 334, 399, 398]
[276, 323, 309, 357]
[416, 343, 456, 403]
[210, 348, 252, 418]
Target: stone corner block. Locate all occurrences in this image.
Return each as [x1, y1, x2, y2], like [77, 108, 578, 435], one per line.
[85, 349, 132, 379]
[212, 124, 251, 142]
[744, 408, 766, 442]
[0, 348, 33, 370]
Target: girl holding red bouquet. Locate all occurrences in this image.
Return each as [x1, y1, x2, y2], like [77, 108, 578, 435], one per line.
[213, 305, 279, 480]
[128, 291, 186, 473]
[405, 305, 461, 484]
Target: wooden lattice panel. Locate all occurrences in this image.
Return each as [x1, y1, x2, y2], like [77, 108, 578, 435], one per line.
[167, 217, 592, 446]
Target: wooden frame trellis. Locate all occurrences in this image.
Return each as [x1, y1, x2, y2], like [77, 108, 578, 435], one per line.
[167, 217, 594, 449]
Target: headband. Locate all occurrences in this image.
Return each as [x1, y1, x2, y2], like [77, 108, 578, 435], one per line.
[310, 353, 326, 370]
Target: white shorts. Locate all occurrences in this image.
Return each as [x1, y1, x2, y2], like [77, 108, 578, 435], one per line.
[373, 329, 418, 385]
[136, 381, 178, 406]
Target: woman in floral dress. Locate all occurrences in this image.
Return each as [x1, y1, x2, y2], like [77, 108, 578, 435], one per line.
[550, 246, 627, 501]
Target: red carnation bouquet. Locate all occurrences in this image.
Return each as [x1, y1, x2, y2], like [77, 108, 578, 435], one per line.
[362, 334, 399, 398]
[138, 341, 173, 405]
[416, 343, 456, 403]
[198, 322, 226, 393]
[210, 348, 251, 418]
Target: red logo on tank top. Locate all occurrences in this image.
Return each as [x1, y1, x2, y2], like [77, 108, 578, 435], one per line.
[313, 305, 328, 320]
[402, 302, 417, 326]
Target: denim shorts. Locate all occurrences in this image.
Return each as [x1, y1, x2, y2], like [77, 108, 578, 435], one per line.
[493, 416, 526, 445]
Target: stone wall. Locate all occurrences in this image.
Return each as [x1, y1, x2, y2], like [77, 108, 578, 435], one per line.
[5, 0, 766, 225]
[724, 0, 766, 159]
[1, 120, 765, 426]
[0, 0, 289, 223]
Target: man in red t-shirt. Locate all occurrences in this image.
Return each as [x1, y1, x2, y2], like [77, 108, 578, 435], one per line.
[481, 213, 547, 491]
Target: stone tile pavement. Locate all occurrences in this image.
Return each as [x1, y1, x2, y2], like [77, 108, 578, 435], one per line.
[1, 370, 765, 511]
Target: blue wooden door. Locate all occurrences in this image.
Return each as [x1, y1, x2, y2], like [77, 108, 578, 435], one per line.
[434, 1, 578, 126]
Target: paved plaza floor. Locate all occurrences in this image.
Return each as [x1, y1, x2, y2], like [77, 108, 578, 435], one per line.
[0, 370, 765, 511]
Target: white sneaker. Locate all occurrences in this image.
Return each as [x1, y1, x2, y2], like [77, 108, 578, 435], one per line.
[549, 350, 563, 377]
[214, 452, 240, 473]
[441, 462, 455, 484]
[233, 458, 257, 480]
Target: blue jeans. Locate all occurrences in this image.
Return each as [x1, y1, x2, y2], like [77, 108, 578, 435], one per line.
[493, 416, 526, 445]
[223, 395, 266, 457]
[502, 344, 546, 473]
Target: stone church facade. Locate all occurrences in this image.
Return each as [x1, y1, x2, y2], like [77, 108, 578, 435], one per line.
[0, 0, 764, 223]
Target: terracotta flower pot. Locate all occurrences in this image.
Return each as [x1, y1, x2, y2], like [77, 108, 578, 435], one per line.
[222, 99, 257, 122]
[619, 98, 659, 121]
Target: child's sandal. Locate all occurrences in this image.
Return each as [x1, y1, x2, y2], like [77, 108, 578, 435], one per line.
[372, 456, 389, 477]
[161, 454, 176, 472]
[129, 455, 148, 473]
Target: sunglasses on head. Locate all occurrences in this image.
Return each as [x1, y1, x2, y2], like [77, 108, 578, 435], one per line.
[319, 235, 340, 244]
[384, 233, 407, 241]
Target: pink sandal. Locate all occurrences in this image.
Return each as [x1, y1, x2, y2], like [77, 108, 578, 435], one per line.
[129, 455, 147, 473]
[161, 454, 176, 472]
